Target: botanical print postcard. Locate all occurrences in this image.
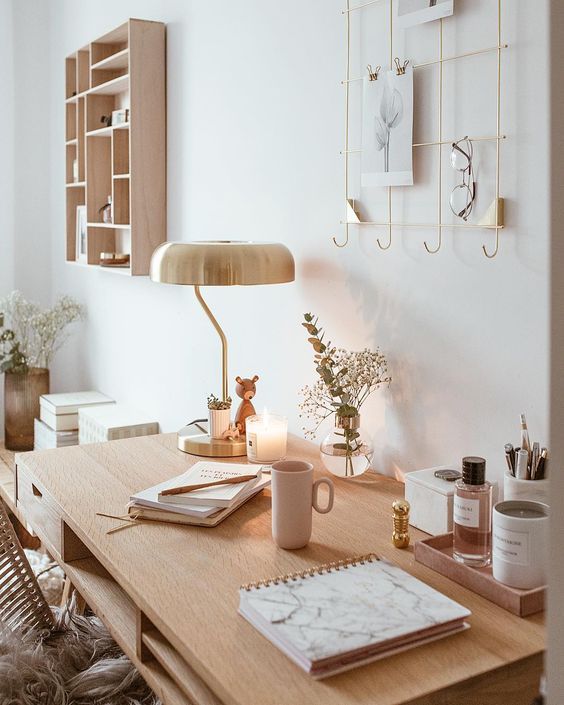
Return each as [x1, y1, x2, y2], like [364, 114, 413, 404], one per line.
[361, 68, 414, 187]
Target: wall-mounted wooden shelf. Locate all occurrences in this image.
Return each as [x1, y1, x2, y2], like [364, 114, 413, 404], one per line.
[91, 48, 129, 72]
[65, 19, 166, 276]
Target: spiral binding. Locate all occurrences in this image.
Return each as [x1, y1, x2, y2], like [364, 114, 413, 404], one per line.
[241, 553, 379, 591]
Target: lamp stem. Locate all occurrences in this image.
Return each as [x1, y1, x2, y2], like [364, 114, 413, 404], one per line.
[194, 285, 228, 402]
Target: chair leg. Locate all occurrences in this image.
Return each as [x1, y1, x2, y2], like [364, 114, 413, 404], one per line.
[60, 577, 87, 615]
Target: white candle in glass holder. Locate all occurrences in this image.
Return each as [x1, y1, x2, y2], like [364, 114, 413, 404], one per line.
[246, 411, 288, 463]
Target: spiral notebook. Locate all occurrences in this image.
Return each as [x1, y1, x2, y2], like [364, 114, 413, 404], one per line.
[239, 554, 471, 679]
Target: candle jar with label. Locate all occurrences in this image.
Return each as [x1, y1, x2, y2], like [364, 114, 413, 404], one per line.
[246, 413, 288, 464]
[492, 500, 549, 589]
[453, 456, 493, 568]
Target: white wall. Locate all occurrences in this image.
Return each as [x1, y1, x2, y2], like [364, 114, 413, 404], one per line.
[12, 0, 51, 302]
[0, 0, 15, 299]
[42, 0, 550, 491]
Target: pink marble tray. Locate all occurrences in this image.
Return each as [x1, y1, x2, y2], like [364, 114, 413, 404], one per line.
[414, 533, 545, 617]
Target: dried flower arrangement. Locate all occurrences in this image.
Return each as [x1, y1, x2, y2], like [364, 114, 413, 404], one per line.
[0, 291, 85, 373]
[207, 394, 232, 410]
[299, 313, 391, 476]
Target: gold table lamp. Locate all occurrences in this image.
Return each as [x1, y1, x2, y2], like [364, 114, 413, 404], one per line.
[150, 240, 295, 457]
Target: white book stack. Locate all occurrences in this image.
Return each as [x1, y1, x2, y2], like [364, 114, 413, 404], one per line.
[34, 418, 78, 450]
[40, 391, 115, 432]
[79, 404, 159, 444]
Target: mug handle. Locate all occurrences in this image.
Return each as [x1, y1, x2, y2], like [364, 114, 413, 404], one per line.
[312, 478, 334, 514]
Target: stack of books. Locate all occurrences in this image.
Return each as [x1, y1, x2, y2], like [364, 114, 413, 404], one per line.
[79, 404, 158, 444]
[129, 461, 270, 527]
[35, 391, 114, 451]
[34, 419, 79, 450]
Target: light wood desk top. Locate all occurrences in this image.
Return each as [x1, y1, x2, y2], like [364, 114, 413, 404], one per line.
[16, 433, 544, 705]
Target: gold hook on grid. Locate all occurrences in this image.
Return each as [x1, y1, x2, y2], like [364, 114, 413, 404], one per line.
[482, 228, 500, 258]
[367, 64, 381, 81]
[376, 226, 392, 250]
[333, 223, 349, 248]
[424, 227, 442, 254]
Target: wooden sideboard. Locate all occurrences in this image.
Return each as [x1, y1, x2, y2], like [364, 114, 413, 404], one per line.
[15, 434, 544, 705]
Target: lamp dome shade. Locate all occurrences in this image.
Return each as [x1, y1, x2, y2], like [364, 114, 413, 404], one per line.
[150, 241, 295, 286]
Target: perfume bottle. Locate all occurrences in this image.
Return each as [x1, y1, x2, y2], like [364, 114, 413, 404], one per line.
[453, 456, 492, 567]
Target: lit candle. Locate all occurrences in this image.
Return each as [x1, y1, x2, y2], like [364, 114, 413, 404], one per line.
[246, 411, 288, 463]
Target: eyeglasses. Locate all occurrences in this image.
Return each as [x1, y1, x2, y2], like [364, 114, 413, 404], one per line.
[449, 137, 475, 222]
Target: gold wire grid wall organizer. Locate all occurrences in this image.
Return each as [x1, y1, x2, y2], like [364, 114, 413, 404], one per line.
[334, 0, 507, 258]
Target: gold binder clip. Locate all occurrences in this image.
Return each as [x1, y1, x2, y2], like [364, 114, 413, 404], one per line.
[367, 64, 381, 81]
[394, 57, 410, 76]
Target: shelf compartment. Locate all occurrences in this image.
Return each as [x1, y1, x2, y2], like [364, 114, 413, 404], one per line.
[86, 225, 119, 265]
[65, 55, 77, 99]
[86, 136, 112, 223]
[87, 226, 131, 270]
[77, 49, 90, 94]
[77, 96, 86, 183]
[141, 621, 223, 705]
[90, 22, 128, 66]
[91, 48, 129, 72]
[113, 178, 130, 225]
[66, 186, 85, 261]
[113, 128, 130, 176]
[88, 74, 129, 96]
[86, 93, 129, 133]
[66, 143, 78, 185]
[66, 102, 76, 141]
[92, 66, 128, 89]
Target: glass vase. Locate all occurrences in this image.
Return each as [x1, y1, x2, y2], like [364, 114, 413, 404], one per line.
[4, 368, 50, 451]
[320, 414, 373, 478]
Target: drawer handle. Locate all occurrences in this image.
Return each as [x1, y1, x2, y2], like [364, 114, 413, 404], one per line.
[32, 484, 43, 498]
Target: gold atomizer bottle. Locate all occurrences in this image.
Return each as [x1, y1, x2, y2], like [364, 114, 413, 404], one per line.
[392, 499, 410, 548]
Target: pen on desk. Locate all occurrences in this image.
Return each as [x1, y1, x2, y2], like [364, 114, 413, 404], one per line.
[531, 442, 540, 480]
[536, 448, 548, 480]
[515, 449, 529, 480]
[504, 443, 515, 475]
[520, 413, 531, 455]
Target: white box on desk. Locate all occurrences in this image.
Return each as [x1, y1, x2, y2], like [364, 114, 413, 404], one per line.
[79, 404, 159, 444]
[405, 465, 498, 536]
[405, 466, 457, 535]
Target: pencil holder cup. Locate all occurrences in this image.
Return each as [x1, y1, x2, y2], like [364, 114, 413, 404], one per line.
[504, 472, 550, 506]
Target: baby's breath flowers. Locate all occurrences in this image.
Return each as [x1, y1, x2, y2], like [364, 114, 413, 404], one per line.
[299, 313, 391, 475]
[0, 291, 85, 372]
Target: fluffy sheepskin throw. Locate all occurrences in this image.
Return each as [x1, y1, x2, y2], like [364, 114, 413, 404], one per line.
[0, 601, 161, 705]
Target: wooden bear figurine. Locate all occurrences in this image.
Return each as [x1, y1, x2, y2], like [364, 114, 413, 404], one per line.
[234, 375, 259, 434]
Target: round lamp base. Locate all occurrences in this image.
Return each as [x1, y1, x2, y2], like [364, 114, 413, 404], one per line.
[177, 420, 247, 458]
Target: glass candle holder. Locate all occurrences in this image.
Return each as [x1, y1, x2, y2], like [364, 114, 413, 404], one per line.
[246, 413, 288, 464]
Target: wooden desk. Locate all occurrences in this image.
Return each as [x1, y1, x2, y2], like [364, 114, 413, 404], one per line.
[1, 441, 39, 549]
[15, 434, 544, 705]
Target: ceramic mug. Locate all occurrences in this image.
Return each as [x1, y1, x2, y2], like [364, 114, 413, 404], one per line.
[271, 460, 334, 549]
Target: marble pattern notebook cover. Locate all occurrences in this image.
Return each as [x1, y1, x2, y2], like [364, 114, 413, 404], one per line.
[239, 554, 471, 679]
